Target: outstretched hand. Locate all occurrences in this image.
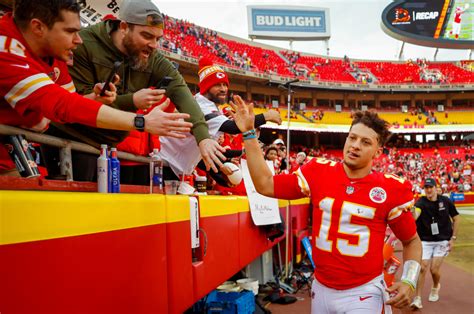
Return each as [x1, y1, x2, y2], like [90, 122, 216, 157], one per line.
[228, 95, 255, 133]
[199, 138, 226, 173]
[144, 99, 192, 138]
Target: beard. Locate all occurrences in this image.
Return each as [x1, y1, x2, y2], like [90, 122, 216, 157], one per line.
[123, 34, 155, 71]
[207, 91, 227, 105]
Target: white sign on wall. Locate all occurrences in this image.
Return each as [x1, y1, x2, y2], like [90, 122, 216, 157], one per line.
[241, 159, 281, 226]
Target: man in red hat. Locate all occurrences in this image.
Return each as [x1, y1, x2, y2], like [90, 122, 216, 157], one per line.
[158, 57, 281, 185]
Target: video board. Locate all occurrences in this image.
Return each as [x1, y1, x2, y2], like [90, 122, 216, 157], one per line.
[381, 0, 473, 49]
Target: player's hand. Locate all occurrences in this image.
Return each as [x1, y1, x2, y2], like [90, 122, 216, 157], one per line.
[229, 95, 255, 133]
[385, 281, 413, 309]
[199, 138, 226, 173]
[264, 109, 282, 125]
[144, 99, 192, 137]
[133, 88, 166, 110]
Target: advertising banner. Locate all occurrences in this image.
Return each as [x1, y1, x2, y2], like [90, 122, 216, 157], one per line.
[247, 5, 330, 41]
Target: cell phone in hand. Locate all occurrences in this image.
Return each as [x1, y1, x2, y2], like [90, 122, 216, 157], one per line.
[157, 76, 173, 91]
[100, 61, 122, 96]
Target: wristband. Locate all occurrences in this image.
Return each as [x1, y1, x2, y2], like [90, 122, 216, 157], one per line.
[243, 129, 256, 140]
[401, 260, 421, 291]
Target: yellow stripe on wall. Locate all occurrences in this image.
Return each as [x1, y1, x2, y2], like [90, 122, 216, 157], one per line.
[199, 196, 249, 217]
[165, 195, 192, 222]
[278, 198, 310, 207]
[0, 191, 171, 245]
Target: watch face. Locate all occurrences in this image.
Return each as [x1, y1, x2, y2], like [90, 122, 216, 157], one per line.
[135, 115, 145, 129]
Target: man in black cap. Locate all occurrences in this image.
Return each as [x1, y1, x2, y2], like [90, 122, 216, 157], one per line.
[411, 178, 460, 309]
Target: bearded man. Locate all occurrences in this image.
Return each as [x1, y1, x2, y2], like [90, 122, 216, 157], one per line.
[43, 0, 225, 181]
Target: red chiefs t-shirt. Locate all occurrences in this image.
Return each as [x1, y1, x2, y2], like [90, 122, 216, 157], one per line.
[274, 158, 416, 290]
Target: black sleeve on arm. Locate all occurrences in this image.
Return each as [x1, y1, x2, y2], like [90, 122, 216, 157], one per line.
[218, 113, 266, 134]
[224, 149, 243, 158]
[196, 160, 232, 187]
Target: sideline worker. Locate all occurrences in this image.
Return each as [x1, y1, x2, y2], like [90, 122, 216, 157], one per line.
[411, 178, 460, 310]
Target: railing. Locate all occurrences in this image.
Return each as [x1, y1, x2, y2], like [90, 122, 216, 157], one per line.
[0, 124, 149, 181]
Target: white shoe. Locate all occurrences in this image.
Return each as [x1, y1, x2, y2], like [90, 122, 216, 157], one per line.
[429, 283, 440, 302]
[411, 296, 423, 309]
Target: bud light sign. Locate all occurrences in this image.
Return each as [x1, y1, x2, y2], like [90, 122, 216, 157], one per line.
[248, 6, 331, 40]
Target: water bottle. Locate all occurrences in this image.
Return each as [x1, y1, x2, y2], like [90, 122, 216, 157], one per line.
[97, 144, 109, 193]
[109, 148, 120, 193]
[149, 148, 162, 193]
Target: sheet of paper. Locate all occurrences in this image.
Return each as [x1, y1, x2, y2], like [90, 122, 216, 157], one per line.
[241, 159, 281, 226]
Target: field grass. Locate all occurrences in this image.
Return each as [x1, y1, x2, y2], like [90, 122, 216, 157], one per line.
[445, 207, 474, 274]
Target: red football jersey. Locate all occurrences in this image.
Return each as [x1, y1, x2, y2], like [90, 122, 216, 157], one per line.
[0, 13, 102, 170]
[454, 10, 463, 23]
[274, 158, 416, 290]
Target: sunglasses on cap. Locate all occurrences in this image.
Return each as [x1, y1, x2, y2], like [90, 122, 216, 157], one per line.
[146, 14, 164, 28]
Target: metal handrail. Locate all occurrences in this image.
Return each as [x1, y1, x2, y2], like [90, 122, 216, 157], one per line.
[0, 124, 150, 181]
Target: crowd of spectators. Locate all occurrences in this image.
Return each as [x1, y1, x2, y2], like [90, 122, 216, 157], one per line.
[2, 1, 473, 200]
[161, 15, 254, 70]
[155, 13, 474, 84]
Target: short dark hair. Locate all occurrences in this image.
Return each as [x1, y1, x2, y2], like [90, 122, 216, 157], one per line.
[265, 146, 278, 158]
[350, 110, 391, 146]
[13, 0, 81, 30]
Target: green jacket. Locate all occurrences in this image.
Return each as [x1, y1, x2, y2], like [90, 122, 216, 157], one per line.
[52, 20, 209, 146]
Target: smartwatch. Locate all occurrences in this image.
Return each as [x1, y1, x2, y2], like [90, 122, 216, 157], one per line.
[134, 114, 145, 132]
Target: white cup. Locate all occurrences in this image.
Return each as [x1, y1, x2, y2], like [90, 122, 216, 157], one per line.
[177, 181, 195, 195]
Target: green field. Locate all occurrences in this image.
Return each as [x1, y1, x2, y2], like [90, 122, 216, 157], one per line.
[445, 207, 474, 274]
[443, 0, 474, 41]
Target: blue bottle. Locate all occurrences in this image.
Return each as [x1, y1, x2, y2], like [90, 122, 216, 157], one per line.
[109, 147, 120, 193]
[149, 148, 162, 193]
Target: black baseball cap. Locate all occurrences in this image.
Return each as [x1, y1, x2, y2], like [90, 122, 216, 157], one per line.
[424, 178, 436, 187]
